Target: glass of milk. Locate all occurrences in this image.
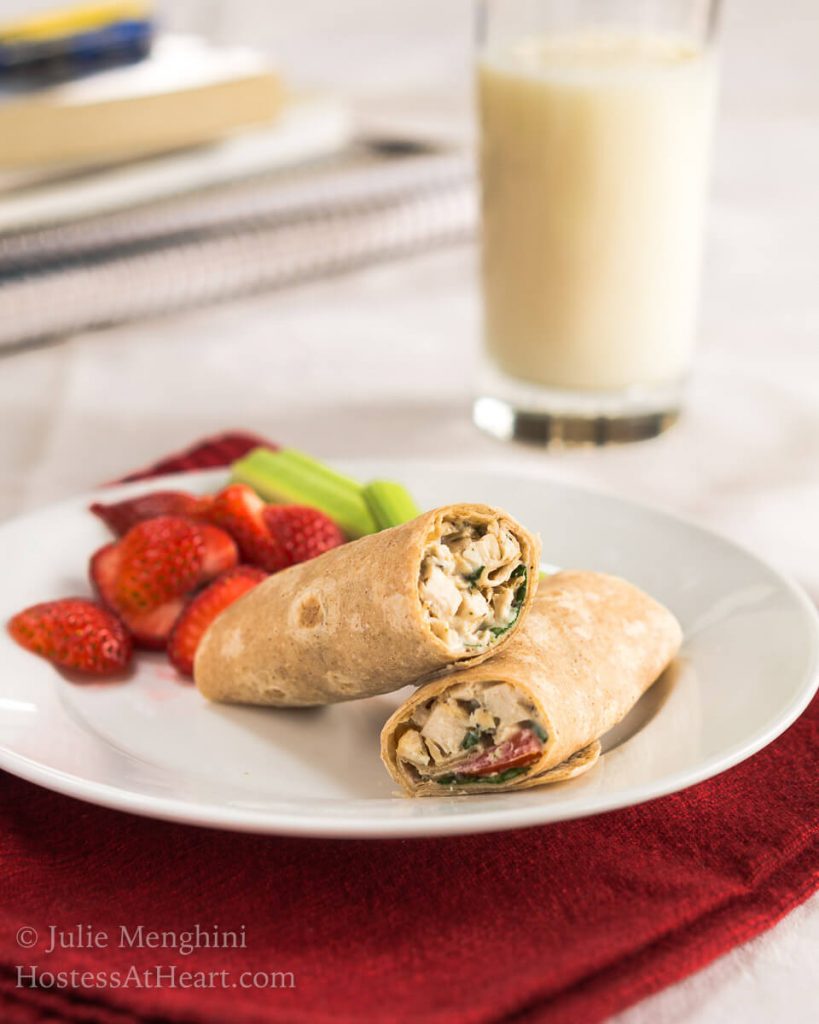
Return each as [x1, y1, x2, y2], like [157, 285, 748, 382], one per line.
[473, 0, 720, 446]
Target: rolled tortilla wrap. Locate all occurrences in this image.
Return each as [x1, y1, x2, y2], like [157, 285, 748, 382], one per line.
[194, 503, 541, 707]
[381, 570, 682, 796]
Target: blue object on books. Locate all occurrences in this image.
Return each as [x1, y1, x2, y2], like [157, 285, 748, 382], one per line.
[0, 2, 154, 86]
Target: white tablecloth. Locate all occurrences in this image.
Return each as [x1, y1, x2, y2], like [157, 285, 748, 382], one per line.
[1, 1, 817, 1020]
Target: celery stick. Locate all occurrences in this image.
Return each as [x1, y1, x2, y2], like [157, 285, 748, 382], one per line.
[364, 480, 421, 530]
[273, 448, 363, 492]
[230, 447, 377, 538]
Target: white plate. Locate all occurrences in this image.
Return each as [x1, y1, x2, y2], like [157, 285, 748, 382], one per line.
[0, 462, 817, 838]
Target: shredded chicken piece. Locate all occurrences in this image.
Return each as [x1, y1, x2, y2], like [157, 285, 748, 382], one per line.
[419, 517, 526, 653]
[422, 700, 471, 753]
[396, 729, 430, 768]
[481, 683, 532, 725]
[394, 681, 546, 783]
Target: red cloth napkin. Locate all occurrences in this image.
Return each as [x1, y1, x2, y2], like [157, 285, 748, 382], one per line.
[1, 432, 817, 1024]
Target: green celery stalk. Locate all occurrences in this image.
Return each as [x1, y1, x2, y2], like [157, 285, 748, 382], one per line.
[272, 448, 363, 492]
[363, 480, 421, 530]
[230, 447, 377, 538]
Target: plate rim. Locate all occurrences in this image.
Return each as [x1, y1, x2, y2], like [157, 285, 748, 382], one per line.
[1, 464, 817, 838]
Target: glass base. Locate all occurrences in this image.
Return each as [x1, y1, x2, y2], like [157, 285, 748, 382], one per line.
[473, 364, 683, 447]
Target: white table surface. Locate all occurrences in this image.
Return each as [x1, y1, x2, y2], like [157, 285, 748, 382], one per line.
[1, 1, 817, 1021]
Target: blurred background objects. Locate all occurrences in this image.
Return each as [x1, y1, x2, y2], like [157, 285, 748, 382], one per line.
[0, 0, 476, 348]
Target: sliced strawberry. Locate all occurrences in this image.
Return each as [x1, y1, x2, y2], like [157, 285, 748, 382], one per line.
[115, 516, 205, 613]
[168, 566, 267, 676]
[453, 729, 542, 777]
[205, 484, 289, 573]
[90, 542, 185, 649]
[9, 598, 132, 676]
[89, 541, 121, 608]
[124, 598, 187, 650]
[263, 505, 345, 566]
[196, 523, 239, 578]
[90, 491, 212, 536]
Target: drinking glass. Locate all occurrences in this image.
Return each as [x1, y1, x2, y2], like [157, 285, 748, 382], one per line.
[473, 0, 720, 445]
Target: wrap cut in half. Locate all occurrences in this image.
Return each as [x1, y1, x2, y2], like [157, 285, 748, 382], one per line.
[194, 503, 541, 707]
[381, 570, 682, 796]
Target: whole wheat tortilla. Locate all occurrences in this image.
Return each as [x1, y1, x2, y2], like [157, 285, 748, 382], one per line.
[194, 504, 541, 707]
[381, 570, 682, 795]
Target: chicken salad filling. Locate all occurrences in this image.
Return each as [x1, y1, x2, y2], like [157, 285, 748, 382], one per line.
[394, 680, 547, 786]
[418, 517, 527, 653]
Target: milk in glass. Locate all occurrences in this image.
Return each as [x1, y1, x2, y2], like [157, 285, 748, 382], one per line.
[479, 33, 716, 392]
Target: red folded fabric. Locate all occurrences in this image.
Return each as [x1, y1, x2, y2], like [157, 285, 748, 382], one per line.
[114, 431, 275, 483]
[1, 432, 817, 1024]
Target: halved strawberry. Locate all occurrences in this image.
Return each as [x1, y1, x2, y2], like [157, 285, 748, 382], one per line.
[196, 522, 239, 578]
[263, 505, 345, 566]
[9, 598, 132, 676]
[90, 542, 185, 649]
[114, 516, 205, 613]
[89, 542, 122, 608]
[90, 491, 212, 536]
[205, 484, 289, 572]
[124, 599, 187, 651]
[168, 566, 267, 676]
